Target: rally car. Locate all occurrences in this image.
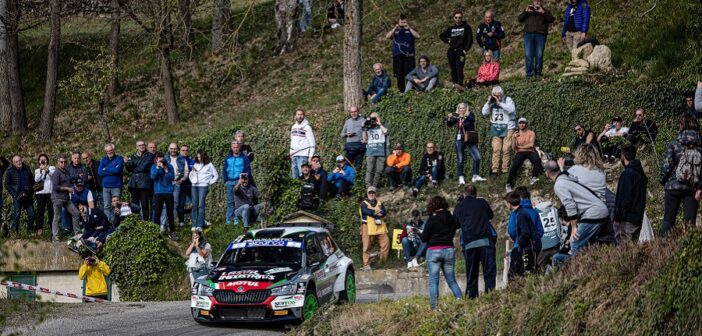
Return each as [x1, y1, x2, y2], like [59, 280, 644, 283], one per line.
[190, 226, 355, 323]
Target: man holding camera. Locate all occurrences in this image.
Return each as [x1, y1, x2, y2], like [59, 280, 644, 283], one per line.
[233, 173, 263, 228]
[482, 85, 517, 175]
[79, 255, 111, 301]
[327, 155, 356, 199]
[51, 154, 80, 242]
[518, 0, 555, 80]
[341, 106, 366, 172]
[150, 153, 178, 241]
[363, 112, 390, 188]
[3, 155, 35, 235]
[386, 14, 420, 92]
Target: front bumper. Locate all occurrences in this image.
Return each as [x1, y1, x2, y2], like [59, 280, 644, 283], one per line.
[191, 294, 304, 323]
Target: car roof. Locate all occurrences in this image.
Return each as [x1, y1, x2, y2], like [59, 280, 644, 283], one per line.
[247, 226, 329, 238]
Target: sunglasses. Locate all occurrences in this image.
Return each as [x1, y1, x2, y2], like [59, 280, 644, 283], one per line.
[454, 16, 462, 19]
[635, 114, 643, 117]
[58, 160, 66, 163]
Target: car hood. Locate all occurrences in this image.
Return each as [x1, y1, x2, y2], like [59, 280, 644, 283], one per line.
[203, 266, 301, 290]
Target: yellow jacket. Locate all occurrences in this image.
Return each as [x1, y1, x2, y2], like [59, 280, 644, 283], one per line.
[79, 261, 111, 296]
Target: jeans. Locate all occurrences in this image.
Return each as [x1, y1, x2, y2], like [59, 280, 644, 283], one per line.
[506, 151, 543, 186]
[178, 181, 191, 223]
[35, 193, 53, 230]
[660, 189, 699, 237]
[191, 186, 209, 229]
[404, 77, 437, 93]
[455, 140, 481, 177]
[299, 0, 312, 32]
[153, 193, 175, 232]
[553, 223, 601, 266]
[524, 32, 546, 78]
[384, 166, 412, 188]
[51, 199, 79, 240]
[234, 203, 264, 228]
[413, 166, 439, 191]
[427, 248, 463, 309]
[447, 49, 465, 85]
[392, 55, 415, 92]
[364, 87, 388, 104]
[225, 180, 238, 224]
[328, 180, 351, 198]
[365, 156, 385, 187]
[130, 188, 151, 221]
[102, 187, 121, 223]
[291, 156, 308, 179]
[173, 183, 185, 224]
[401, 237, 426, 262]
[11, 198, 35, 232]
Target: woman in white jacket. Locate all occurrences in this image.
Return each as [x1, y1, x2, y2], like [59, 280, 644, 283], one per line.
[189, 150, 218, 230]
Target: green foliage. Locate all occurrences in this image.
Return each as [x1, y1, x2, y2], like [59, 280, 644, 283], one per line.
[102, 216, 186, 301]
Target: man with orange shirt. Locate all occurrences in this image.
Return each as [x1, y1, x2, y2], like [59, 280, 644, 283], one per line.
[506, 117, 542, 192]
[384, 143, 412, 191]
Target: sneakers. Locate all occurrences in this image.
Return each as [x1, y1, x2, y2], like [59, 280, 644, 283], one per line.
[361, 265, 372, 272]
[458, 176, 466, 185]
[168, 232, 179, 241]
[431, 180, 438, 187]
[233, 217, 240, 226]
[530, 176, 539, 185]
[505, 184, 513, 193]
[411, 258, 419, 268]
[407, 261, 413, 269]
[160, 225, 166, 234]
[412, 188, 418, 198]
[472, 175, 486, 183]
[389, 186, 395, 192]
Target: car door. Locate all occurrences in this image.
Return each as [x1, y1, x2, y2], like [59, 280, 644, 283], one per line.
[317, 233, 342, 297]
[305, 235, 327, 301]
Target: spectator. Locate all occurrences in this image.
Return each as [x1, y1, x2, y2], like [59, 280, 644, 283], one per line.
[34, 154, 54, 236]
[147, 141, 157, 155]
[613, 144, 647, 243]
[558, 143, 607, 202]
[505, 192, 541, 276]
[71, 178, 95, 209]
[400, 209, 426, 269]
[404, 54, 438, 93]
[363, 112, 390, 187]
[290, 108, 316, 178]
[325, 0, 344, 29]
[571, 124, 600, 156]
[364, 63, 391, 104]
[546, 160, 609, 265]
[686, 92, 699, 118]
[299, 0, 312, 33]
[78, 256, 111, 301]
[505, 117, 543, 192]
[186, 230, 212, 286]
[3, 155, 35, 235]
[78, 203, 113, 251]
[469, 50, 499, 87]
[0, 156, 8, 234]
[81, 151, 102, 207]
[519, 0, 555, 80]
[168, 143, 189, 227]
[507, 187, 544, 270]
[439, 10, 473, 91]
[310, 154, 328, 200]
[189, 150, 218, 230]
[534, 200, 562, 269]
[695, 81, 702, 116]
[421, 195, 462, 310]
[233, 173, 263, 228]
[341, 106, 366, 171]
[597, 116, 629, 162]
[482, 86, 517, 175]
[327, 156, 355, 199]
[660, 114, 702, 236]
[476, 10, 505, 61]
[180, 144, 194, 214]
[110, 196, 135, 228]
[384, 143, 412, 191]
[223, 141, 252, 225]
[125, 140, 155, 220]
[151, 152, 178, 241]
[180, 145, 195, 169]
[448, 103, 485, 185]
[234, 131, 255, 163]
[359, 186, 389, 271]
[627, 108, 658, 145]
[67, 152, 89, 183]
[412, 142, 445, 197]
[298, 163, 320, 211]
[98, 144, 123, 224]
[386, 14, 420, 92]
[454, 185, 495, 299]
[50, 155, 80, 242]
[561, 0, 591, 50]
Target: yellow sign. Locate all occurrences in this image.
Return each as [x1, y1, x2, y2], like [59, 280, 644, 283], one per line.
[391, 229, 403, 250]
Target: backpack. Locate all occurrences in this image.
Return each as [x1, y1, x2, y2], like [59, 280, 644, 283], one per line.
[298, 181, 319, 211]
[675, 146, 702, 186]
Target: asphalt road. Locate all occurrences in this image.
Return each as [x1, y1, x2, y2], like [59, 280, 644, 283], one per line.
[4, 301, 286, 336]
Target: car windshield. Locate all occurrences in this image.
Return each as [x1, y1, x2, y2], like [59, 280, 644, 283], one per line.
[218, 239, 303, 267]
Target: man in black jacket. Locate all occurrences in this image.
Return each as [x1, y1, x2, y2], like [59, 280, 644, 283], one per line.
[439, 10, 472, 91]
[51, 154, 81, 241]
[3, 155, 35, 235]
[518, 0, 555, 80]
[454, 184, 496, 299]
[125, 140, 155, 220]
[626, 108, 658, 146]
[476, 10, 505, 61]
[613, 144, 648, 243]
[412, 142, 445, 197]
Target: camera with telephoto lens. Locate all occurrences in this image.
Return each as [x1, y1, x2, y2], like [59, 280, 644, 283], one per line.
[87, 256, 97, 265]
[489, 96, 498, 104]
[528, 5, 540, 11]
[363, 117, 378, 129]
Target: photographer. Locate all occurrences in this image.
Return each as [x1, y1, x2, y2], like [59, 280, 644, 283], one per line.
[150, 152, 178, 241]
[233, 172, 263, 228]
[298, 163, 320, 210]
[385, 14, 420, 92]
[4, 155, 35, 235]
[327, 156, 356, 199]
[78, 255, 111, 301]
[518, 0, 555, 80]
[482, 85, 517, 175]
[341, 106, 366, 171]
[185, 230, 212, 286]
[363, 112, 390, 188]
[400, 209, 426, 269]
[78, 203, 113, 251]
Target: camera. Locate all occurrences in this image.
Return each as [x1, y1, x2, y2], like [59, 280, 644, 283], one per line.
[363, 117, 378, 129]
[489, 96, 498, 104]
[240, 173, 249, 180]
[87, 256, 97, 265]
[528, 5, 540, 11]
[160, 159, 168, 165]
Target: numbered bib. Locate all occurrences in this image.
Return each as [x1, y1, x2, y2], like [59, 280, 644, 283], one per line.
[366, 128, 387, 157]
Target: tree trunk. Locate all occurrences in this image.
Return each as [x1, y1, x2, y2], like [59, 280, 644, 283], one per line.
[38, 0, 60, 141]
[343, 0, 363, 111]
[0, 0, 12, 131]
[178, 0, 192, 58]
[159, 43, 179, 124]
[97, 99, 112, 144]
[108, 0, 120, 96]
[273, 0, 298, 56]
[211, 0, 231, 53]
[6, 0, 26, 134]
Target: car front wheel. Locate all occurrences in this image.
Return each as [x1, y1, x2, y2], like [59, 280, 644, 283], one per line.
[339, 272, 356, 304]
[302, 290, 319, 321]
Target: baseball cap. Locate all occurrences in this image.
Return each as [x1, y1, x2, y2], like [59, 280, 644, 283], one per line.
[612, 116, 623, 122]
[75, 178, 85, 186]
[518, 117, 528, 124]
[335, 155, 345, 162]
[367, 186, 377, 193]
[301, 162, 310, 168]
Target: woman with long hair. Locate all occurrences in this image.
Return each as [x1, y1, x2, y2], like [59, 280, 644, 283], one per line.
[560, 143, 608, 201]
[189, 150, 218, 230]
[185, 229, 212, 286]
[421, 195, 462, 309]
[447, 102, 486, 185]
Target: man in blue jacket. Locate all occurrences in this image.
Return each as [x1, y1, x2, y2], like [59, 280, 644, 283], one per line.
[150, 152, 177, 241]
[506, 192, 541, 277]
[223, 141, 252, 225]
[98, 143, 123, 223]
[562, 0, 591, 50]
[364, 63, 391, 104]
[327, 156, 355, 199]
[476, 10, 505, 61]
[507, 187, 544, 251]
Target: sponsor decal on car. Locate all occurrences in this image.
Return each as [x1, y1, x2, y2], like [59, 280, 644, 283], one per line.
[218, 270, 276, 281]
[227, 239, 302, 250]
[296, 283, 306, 294]
[271, 295, 305, 310]
[265, 267, 293, 275]
[218, 280, 270, 291]
[191, 295, 212, 310]
[318, 285, 333, 297]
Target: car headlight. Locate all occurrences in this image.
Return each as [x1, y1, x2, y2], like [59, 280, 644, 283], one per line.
[197, 283, 215, 297]
[270, 284, 296, 296]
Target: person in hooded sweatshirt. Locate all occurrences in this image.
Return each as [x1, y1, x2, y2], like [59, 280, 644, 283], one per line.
[290, 108, 316, 179]
[507, 187, 544, 254]
[613, 143, 647, 243]
[439, 10, 473, 91]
